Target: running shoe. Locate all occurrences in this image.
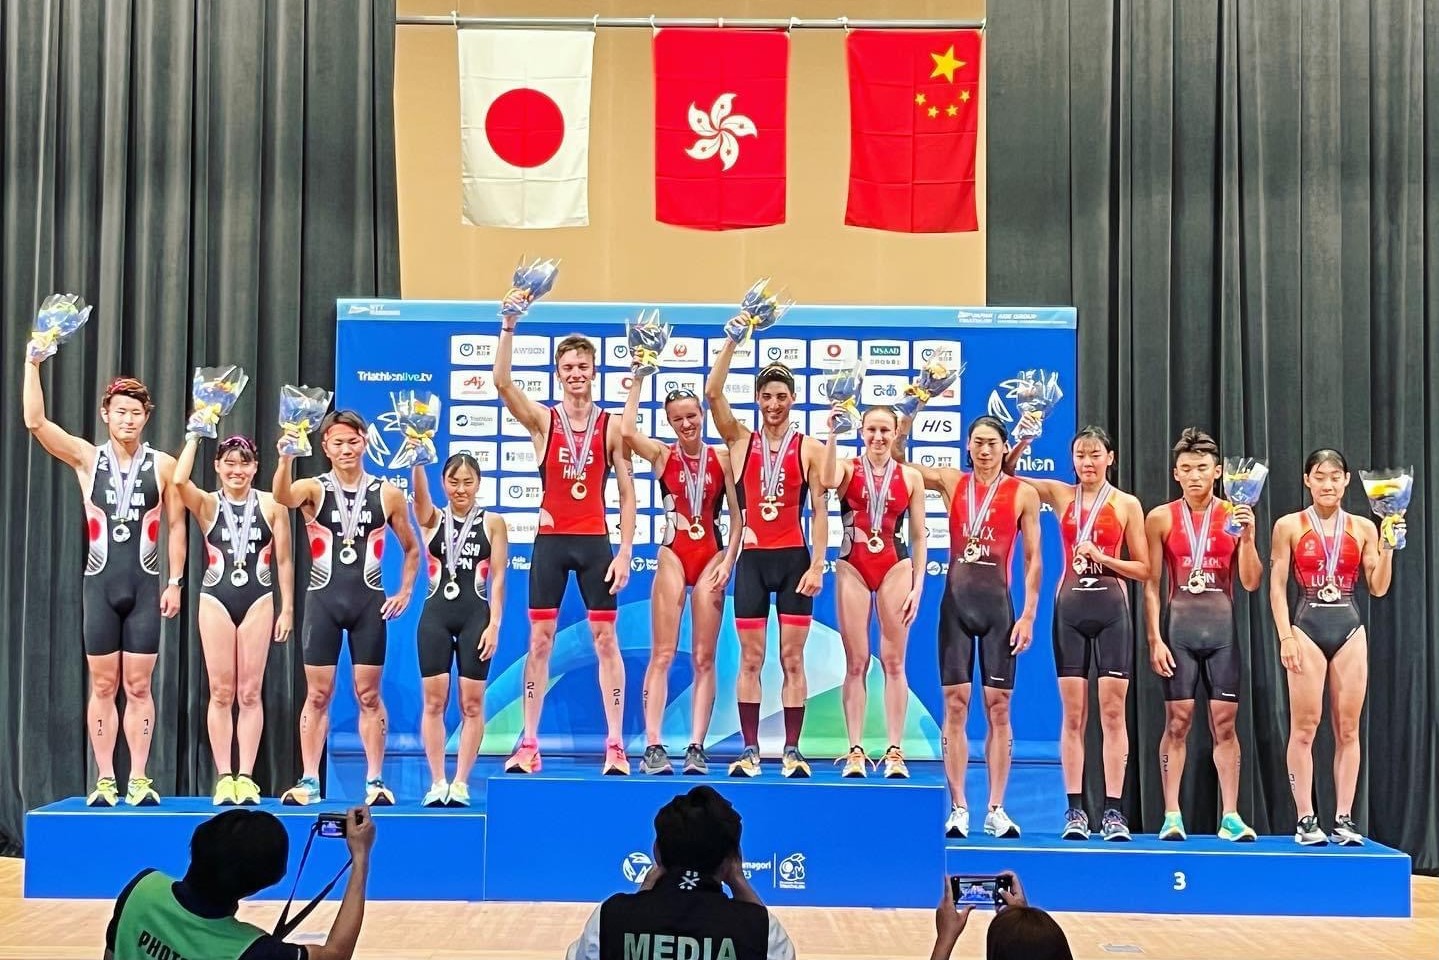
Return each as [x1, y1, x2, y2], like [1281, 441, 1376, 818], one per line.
[280, 776, 322, 806]
[86, 777, 120, 807]
[125, 777, 160, 807]
[212, 775, 237, 806]
[1218, 812, 1257, 842]
[728, 746, 762, 778]
[881, 745, 910, 779]
[1294, 815, 1327, 846]
[1330, 814, 1364, 846]
[1061, 807, 1090, 840]
[780, 747, 812, 779]
[945, 804, 970, 839]
[1100, 809, 1131, 842]
[365, 778, 395, 806]
[1159, 811, 1187, 841]
[682, 743, 709, 775]
[603, 739, 631, 776]
[233, 774, 262, 805]
[421, 781, 449, 808]
[640, 744, 673, 775]
[983, 806, 1022, 838]
[836, 745, 869, 778]
[504, 737, 542, 774]
[447, 781, 471, 807]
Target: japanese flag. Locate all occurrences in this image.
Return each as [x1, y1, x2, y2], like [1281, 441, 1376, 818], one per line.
[457, 29, 594, 229]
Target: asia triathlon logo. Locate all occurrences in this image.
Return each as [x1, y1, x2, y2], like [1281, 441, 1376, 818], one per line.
[777, 853, 807, 890]
[622, 851, 654, 884]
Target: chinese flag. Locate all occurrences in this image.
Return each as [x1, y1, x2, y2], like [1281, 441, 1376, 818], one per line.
[845, 30, 982, 233]
[653, 28, 788, 230]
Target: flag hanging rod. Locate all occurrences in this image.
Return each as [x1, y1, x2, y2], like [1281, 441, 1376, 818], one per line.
[396, 15, 985, 31]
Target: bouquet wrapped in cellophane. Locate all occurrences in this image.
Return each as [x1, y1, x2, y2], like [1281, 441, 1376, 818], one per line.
[498, 257, 560, 319]
[893, 361, 961, 419]
[824, 362, 867, 435]
[386, 391, 442, 469]
[186, 365, 250, 440]
[1360, 467, 1413, 550]
[277, 385, 334, 457]
[27, 294, 94, 363]
[1222, 457, 1269, 536]
[626, 310, 671, 376]
[722, 278, 792, 345]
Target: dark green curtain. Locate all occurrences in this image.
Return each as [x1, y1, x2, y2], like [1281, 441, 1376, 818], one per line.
[0, 0, 399, 854]
[988, 0, 1438, 871]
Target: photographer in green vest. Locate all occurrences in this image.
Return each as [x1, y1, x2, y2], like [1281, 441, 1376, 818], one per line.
[103, 806, 374, 960]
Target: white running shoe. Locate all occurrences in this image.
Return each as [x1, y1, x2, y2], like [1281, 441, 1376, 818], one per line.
[421, 781, 449, 808]
[1294, 815, 1328, 846]
[983, 806, 1022, 838]
[1330, 815, 1364, 846]
[945, 804, 970, 839]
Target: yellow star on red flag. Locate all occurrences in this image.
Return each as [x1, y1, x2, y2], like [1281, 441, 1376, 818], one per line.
[930, 45, 965, 83]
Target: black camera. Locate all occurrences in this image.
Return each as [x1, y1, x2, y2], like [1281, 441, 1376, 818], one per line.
[316, 813, 347, 839]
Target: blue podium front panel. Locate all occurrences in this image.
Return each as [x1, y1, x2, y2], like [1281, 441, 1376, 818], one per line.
[25, 798, 487, 901]
[944, 834, 1412, 917]
[483, 759, 946, 907]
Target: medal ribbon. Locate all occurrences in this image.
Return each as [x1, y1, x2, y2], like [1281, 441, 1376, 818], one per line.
[965, 474, 1004, 542]
[218, 491, 258, 569]
[861, 456, 897, 535]
[1073, 482, 1113, 547]
[326, 472, 371, 545]
[106, 442, 149, 521]
[1179, 498, 1216, 578]
[443, 506, 481, 582]
[1306, 506, 1345, 587]
[758, 425, 799, 502]
[675, 444, 709, 519]
[557, 407, 600, 481]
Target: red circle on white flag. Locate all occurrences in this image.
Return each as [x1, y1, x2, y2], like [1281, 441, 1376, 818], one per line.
[485, 88, 564, 168]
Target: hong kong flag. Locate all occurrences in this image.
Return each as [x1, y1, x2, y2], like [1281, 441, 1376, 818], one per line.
[653, 28, 788, 230]
[845, 30, 982, 233]
[457, 29, 594, 229]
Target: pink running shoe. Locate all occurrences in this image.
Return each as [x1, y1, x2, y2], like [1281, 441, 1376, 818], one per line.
[505, 737, 543, 774]
[603, 739, 631, 776]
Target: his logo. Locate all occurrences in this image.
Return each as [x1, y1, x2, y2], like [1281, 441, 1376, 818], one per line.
[622, 851, 654, 884]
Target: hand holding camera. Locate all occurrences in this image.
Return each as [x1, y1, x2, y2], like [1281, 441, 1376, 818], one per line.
[317, 807, 376, 863]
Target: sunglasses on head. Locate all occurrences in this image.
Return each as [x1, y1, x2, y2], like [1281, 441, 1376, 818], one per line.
[217, 435, 257, 455]
[665, 388, 699, 403]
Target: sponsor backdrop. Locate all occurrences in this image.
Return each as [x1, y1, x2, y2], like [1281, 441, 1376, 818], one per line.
[326, 299, 1075, 794]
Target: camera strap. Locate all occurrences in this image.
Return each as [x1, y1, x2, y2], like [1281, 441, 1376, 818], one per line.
[273, 823, 353, 939]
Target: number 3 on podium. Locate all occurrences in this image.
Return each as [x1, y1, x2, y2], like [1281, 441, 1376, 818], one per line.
[1173, 871, 1187, 891]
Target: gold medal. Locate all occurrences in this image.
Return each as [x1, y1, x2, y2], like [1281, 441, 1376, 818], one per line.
[570, 479, 587, 500]
[1185, 569, 1207, 594]
[866, 532, 885, 554]
[687, 517, 706, 540]
[962, 538, 981, 563]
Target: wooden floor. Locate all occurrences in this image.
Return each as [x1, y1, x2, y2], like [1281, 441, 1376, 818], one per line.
[1, 858, 1433, 960]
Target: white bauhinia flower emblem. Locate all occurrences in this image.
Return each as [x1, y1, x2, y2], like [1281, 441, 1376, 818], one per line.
[685, 93, 757, 171]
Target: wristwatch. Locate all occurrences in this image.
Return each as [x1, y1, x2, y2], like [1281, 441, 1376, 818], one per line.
[167, 575, 184, 587]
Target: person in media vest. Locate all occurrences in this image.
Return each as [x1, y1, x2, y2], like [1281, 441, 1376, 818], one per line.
[104, 807, 374, 960]
[566, 787, 795, 960]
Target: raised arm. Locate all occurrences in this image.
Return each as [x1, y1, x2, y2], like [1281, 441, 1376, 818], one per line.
[171, 435, 216, 518]
[1011, 483, 1043, 652]
[267, 495, 294, 642]
[411, 463, 440, 528]
[1232, 504, 1264, 592]
[1143, 507, 1175, 678]
[380, 481, 419, 619]
[23, 359, 92, 469]
[620, 374, 667, 464]
[820, 418, 853, 490]
[1359, 517, 1395, 597]
[157, 452, 186, 618]
[1269, 515, 1300, 673]
[494, 320, 548, 435]
[901, 465, 927, 626]
[796, 437, 829, 598]
[1003, 438, 1071, 508]
[604, 420, 636, 595]
[703, 338, 747, 444]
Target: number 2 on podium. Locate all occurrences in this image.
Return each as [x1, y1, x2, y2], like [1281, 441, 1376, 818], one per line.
[1173, 871, 1187, 891]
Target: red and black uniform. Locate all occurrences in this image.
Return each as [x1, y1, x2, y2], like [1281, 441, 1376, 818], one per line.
[82, 443, 163, 656]
[1159, 499, 1241, 702]
[419, 507, 493, 681]
[837, 456, 911, 592]
[200, 491, 275, 627]
[1054, 490, 1133, 680]
[733, 429, 812, 628]
[657, 443, 726, 587]
[303, 475, 387, 667]
[531, 406, 616, 621]
[1291, 510, 1364, 660]
[939, 473, 1023, 688]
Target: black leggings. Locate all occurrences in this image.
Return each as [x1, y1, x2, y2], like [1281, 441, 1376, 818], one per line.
[1162, 596, 1240, 702]
[1053, 578, 1132, 680]
[418, 597, 492, 681]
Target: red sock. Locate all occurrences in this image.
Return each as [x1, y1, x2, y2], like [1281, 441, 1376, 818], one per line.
[738, 701, 761, 748]
[783, 705, 805, 749]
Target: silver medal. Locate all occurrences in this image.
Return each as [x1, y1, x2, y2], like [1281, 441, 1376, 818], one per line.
[443, 579, 461, 601]
[218, 491, 258, 589]
[339, 544, 358, 565]
[112, 523, 131, 543]
[1306, 506, 1347, 604]
[104, 442, 148, 544]
[326, 472, 371, 569]
[441, 505, 482, 598]
[1185, 569, 1207, 594]
[1318, 581, 1341, 603]
[230, 567, 250, 588]
[1179, 498, 1217, 597]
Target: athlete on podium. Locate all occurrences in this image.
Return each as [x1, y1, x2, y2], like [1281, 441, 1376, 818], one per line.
[496, 326, 636, 776]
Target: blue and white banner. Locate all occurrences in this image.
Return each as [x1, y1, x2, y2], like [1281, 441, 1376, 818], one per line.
[328, 299, 1076, 768]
